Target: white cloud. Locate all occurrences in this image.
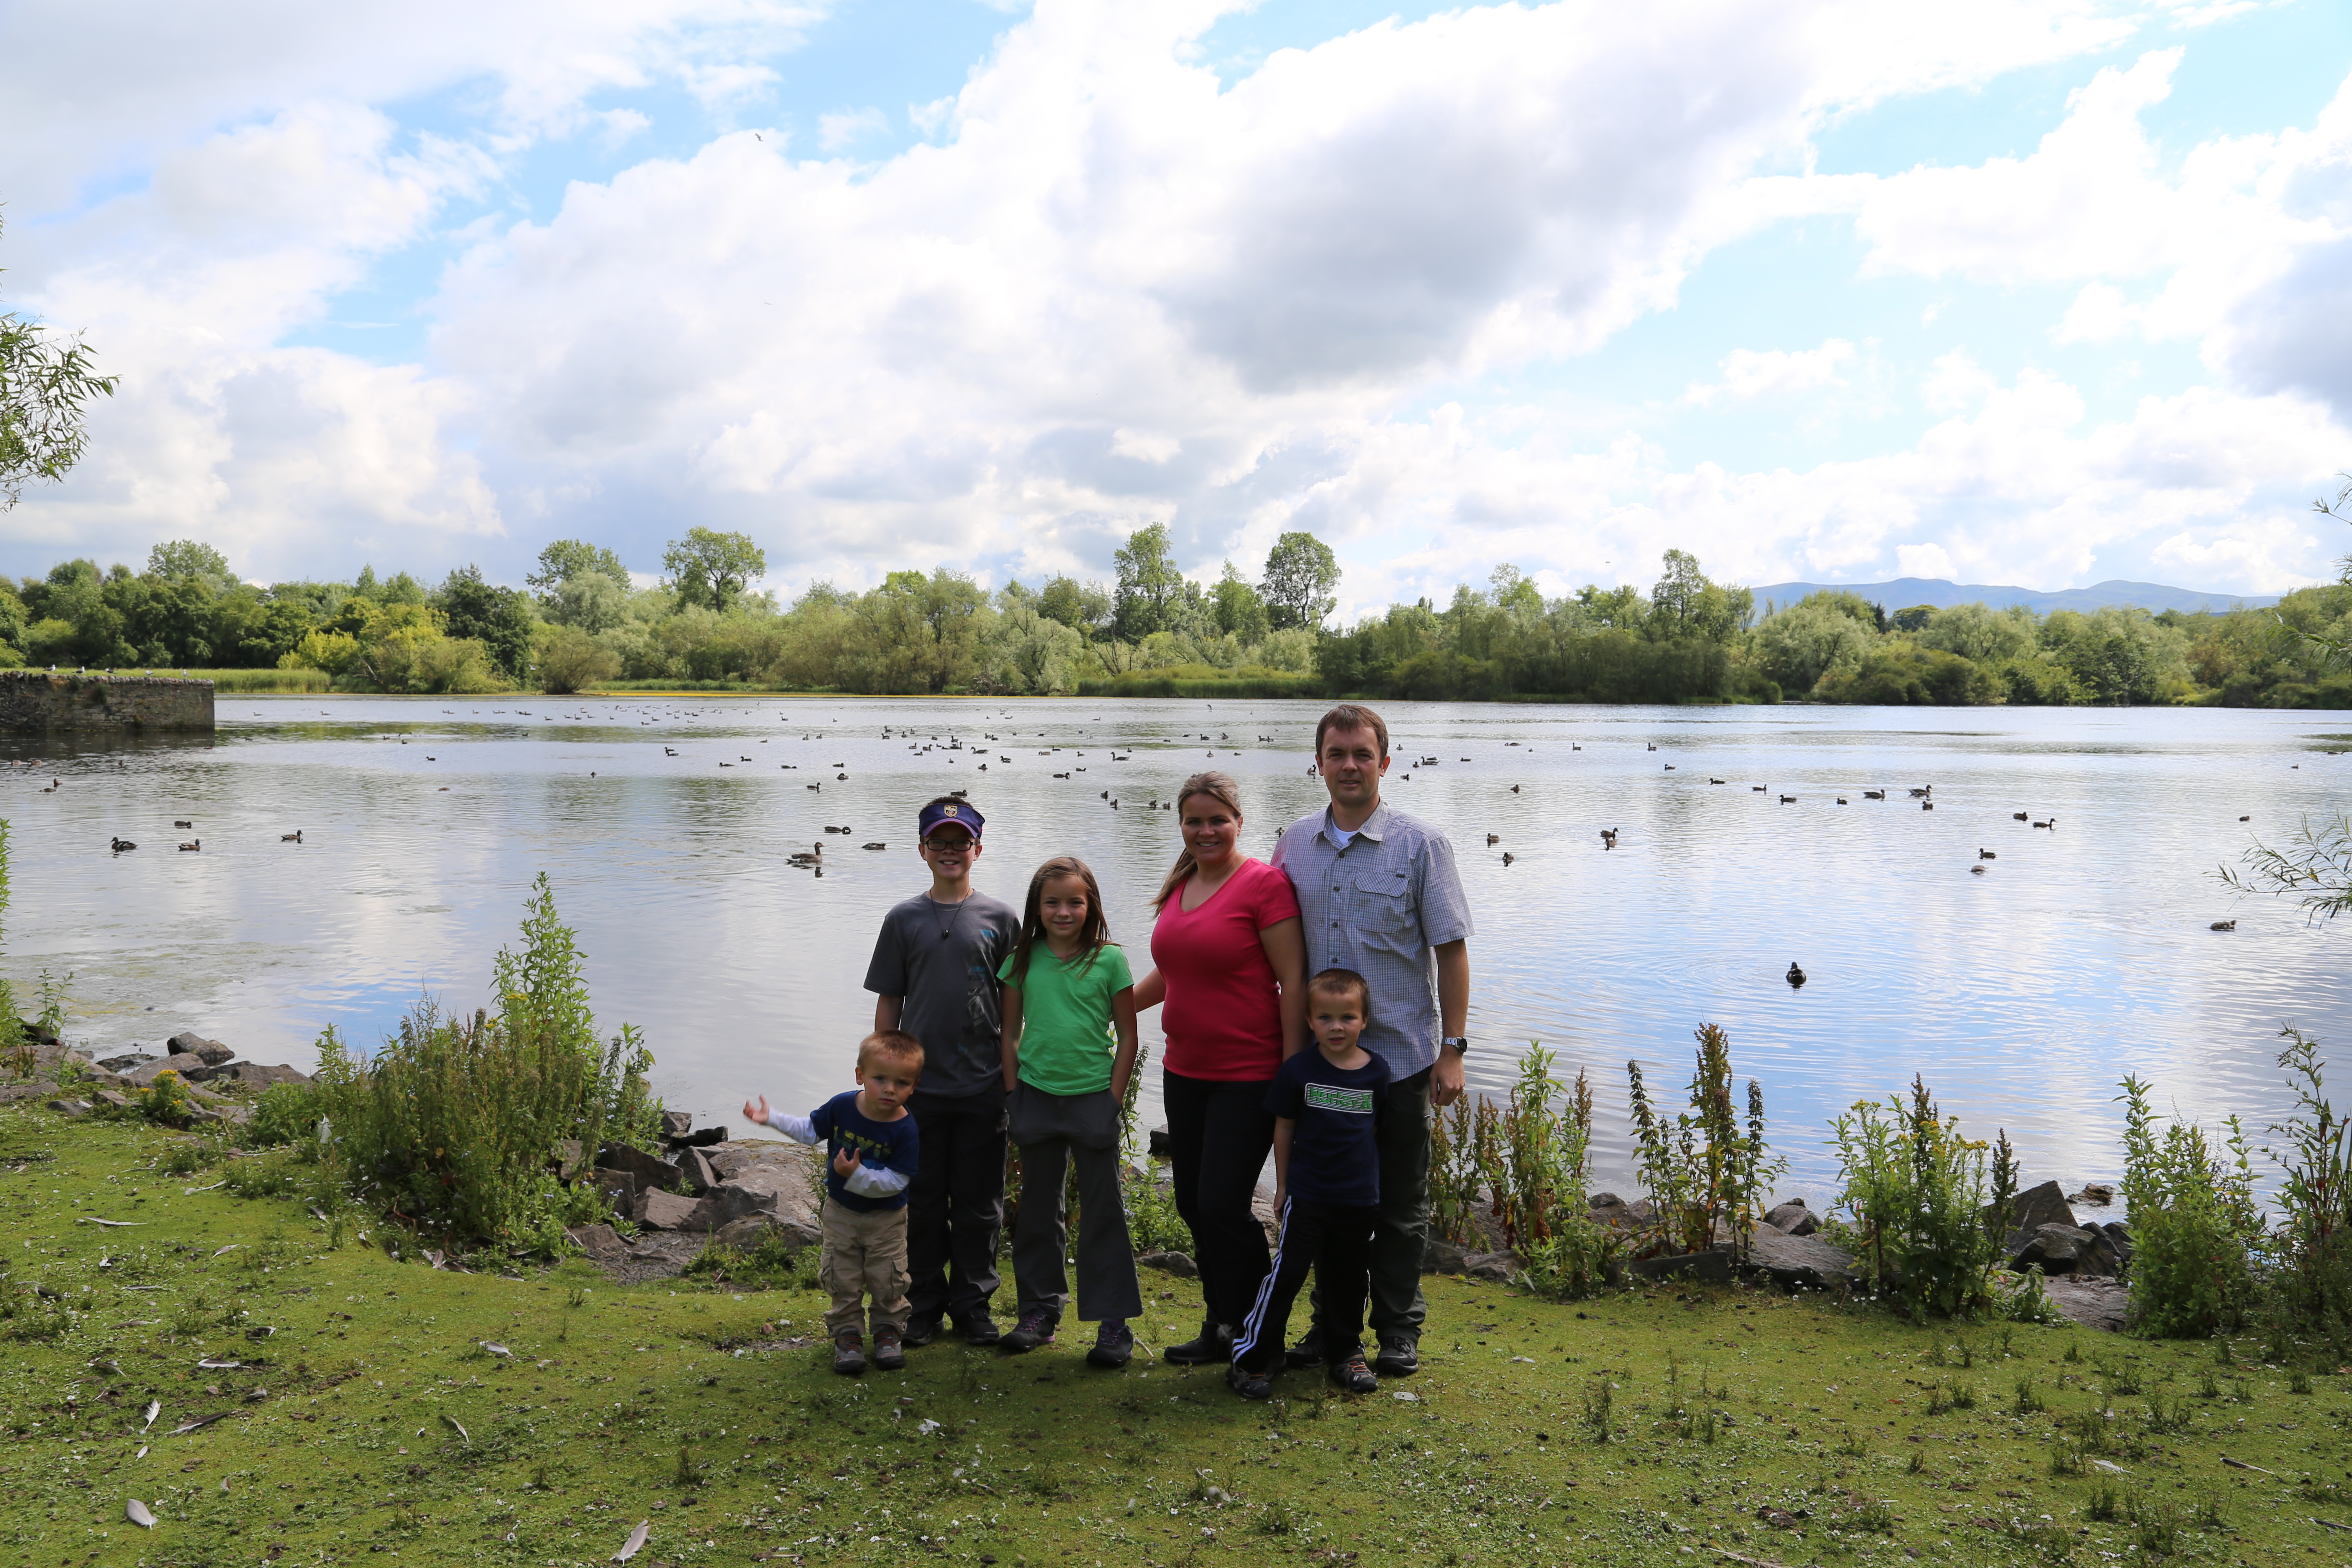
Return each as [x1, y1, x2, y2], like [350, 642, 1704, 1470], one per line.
[1895, 542, 1957, 579]
[1684, 338, 1856, 405]
[817, 106, 889, 152]
[2055, 281, 2141, 342]
[8, 0, 2352, 601]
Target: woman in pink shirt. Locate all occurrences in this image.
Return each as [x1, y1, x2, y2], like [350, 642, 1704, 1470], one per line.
[1133, 771, 1307, 1365]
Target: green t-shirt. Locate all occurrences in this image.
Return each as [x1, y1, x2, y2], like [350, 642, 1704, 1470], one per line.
[998, 941, 1136, 1096]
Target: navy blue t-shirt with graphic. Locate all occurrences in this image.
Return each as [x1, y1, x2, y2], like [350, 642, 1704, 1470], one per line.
[1265, 1049, 1392, 1207]
[809, 1090, 922, 1213]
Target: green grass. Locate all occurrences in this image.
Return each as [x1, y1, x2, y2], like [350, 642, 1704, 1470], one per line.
[1, 1103, 2334, 1568]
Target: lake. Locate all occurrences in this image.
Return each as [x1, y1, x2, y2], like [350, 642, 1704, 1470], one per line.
[8, 695, 2348, 1200]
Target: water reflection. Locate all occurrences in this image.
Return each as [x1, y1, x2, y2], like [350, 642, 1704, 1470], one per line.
[6, 696, 2346, 1197]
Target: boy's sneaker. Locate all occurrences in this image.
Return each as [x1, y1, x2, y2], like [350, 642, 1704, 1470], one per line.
[1373, 1334, 1419, 1376]
[900, 1313, 941, 1348]
[832, 1332, 867, 1376]
[871, 1329, 906, 1371]
[1162, 1320, 1233, 1366]
[1329, 1352, 1378, 1394]
[1225, 1362, 1273, 1401]
[1283, 1323, 1324, 1369]
[1086, 1320, 1134, 1369]
[956, 1313, 1001, 1347]
[999, 1309, 1057, 1353]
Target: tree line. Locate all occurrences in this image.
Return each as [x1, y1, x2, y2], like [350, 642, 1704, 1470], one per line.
[3, 523, 2346, 707]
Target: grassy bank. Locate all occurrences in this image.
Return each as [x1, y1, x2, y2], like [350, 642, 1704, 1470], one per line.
[5, 1105, 2343, 1568]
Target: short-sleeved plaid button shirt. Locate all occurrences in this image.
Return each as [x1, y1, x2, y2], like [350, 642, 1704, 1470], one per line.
[1270, 799, 1473, 1079]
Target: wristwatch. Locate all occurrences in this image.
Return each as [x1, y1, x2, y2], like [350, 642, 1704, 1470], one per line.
[1442, 1036, 1470, 1057]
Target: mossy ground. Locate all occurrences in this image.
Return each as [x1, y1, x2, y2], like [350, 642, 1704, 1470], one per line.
[4, 1106, 2346, 1568]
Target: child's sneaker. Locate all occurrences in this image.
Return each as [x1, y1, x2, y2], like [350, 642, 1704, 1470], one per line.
[1225, 1362, 1273, 1401]
[871, 1329, 906, 1371]
[1328, 1352, 1377, 1394]
[832, 1332, 867, 1376]
[1086, 1320, 1134, 1369]
[999, 1308, 1057, 1353]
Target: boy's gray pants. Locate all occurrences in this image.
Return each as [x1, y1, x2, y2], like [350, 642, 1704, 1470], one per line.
[1008, 1084, 1144, 1324]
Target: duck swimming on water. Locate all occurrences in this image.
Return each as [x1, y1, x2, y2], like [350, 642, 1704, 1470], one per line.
[1785, 962, 1807, 988]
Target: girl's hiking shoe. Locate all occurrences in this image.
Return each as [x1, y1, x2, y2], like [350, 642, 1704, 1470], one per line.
[1373, 1335, 1418, 1376]
[872, 1329, 906, 1371]
[1000, 1309, 1057, 1353]
[1086, 1320, 1134, 1368]
[1162, 1321, 1234, 1366]
[1226, 1363, 1273, 1400]
[1329, 1352, 1378, 1394]
[832, 1332, 867, 1376]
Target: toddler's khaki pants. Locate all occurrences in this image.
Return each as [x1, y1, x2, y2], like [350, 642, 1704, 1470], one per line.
[821, 1201, 910, 1339]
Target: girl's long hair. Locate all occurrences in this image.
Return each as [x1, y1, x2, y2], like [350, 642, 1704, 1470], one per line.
[1152, 771, 1245, 912]
[1011, 855, 1113, 983]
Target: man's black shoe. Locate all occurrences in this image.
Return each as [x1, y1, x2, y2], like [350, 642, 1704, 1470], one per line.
[900, 1313, 941, 1349]
[1373, 1335, 1419, 1376]
[1161, 1322, 1233, 1366]
[957, 1314, 1001, 1347]
[1283, 1323, 1323, 1369]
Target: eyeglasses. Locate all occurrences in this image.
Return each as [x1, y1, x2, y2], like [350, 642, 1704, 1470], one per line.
[922, 835, 976, 852]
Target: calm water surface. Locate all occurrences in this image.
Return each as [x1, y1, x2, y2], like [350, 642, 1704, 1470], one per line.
[9, 695, 2349, 1197]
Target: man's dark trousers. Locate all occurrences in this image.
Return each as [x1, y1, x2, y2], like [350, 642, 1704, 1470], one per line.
[905, 1082, 1006, 1328]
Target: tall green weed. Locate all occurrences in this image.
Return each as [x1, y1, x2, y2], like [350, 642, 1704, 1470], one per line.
[310, 874, 659, 1255]
[1830, 1075, 2018, 1319]
[2262, 1029, 2352, 1352]
[1628, 1024, 1785, 1259]
[2119, 1075, 2259, 1338]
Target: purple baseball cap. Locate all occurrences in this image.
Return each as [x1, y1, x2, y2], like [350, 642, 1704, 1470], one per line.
[919, 798, 984, 839]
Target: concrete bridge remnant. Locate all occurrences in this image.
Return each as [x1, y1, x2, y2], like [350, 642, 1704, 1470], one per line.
[0, 671, 215, 732]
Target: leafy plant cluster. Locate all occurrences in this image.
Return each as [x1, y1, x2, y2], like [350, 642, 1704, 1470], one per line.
[1828, 1075, 2021, 1321]
[1628, 1024, 1786, 1260]
[240, 874, 661, 1257]
[2116, 1075, 2261, 1338]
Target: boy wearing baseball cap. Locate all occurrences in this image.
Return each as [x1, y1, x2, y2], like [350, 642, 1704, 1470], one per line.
[863, 796, 1020, 1346]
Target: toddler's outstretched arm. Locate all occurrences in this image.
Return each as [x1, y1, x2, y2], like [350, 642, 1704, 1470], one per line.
[742, 1094, 818, 1145]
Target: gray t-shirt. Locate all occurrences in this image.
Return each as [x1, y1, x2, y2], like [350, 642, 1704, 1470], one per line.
[863, 890, 1020, 1098]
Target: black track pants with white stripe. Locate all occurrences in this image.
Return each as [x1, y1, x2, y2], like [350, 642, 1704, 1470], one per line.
[1231, 1197, 1378, 1375]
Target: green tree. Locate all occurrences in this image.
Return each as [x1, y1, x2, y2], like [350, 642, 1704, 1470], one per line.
[435, 566, 536, 680]
[1114, 523, 1182, 640]
[1038, 575, 1111, 635]
[1, 222, 119, 509]
[146, 539, 233, 588]
[662, 528, 766, 612]
[1210, 561, 1270, 641]
[1648, 549, 1752, 644]
[527, 539, 630, 595]
[1261, 530, 1340, 631]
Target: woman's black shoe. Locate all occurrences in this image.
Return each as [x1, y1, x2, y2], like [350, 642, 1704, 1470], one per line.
[1162, 1322, 1233, 1366]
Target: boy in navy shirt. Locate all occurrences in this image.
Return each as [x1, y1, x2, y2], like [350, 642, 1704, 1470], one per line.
[1230, 969, 1390, 1398]
[745, 1031, 924, 1375]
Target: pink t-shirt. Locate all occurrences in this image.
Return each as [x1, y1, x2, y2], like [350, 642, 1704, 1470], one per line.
[1150, 857, 1302, 1081]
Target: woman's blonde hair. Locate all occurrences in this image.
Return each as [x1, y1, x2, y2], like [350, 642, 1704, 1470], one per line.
[1152, 771, 1246, 911]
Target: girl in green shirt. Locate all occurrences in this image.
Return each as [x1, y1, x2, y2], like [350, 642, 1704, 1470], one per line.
[998, 855, 1144, 1365]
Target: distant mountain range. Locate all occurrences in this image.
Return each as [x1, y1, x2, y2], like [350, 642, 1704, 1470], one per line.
[1747, 577, 2278, 616]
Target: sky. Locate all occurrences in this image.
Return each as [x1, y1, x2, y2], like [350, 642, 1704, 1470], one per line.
[4, 0, 2352, 620]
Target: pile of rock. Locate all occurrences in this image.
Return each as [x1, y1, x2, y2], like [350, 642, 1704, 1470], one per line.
[568, 1114, 822, 1263]
[1999, 1180, 2130, 1278]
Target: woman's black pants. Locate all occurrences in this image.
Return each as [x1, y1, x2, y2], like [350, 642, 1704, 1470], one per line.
[1161, 1068, 1276, 1332]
